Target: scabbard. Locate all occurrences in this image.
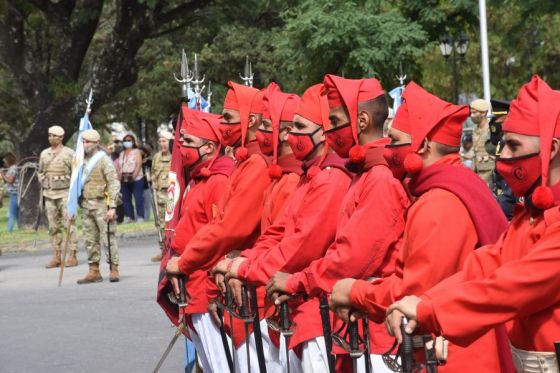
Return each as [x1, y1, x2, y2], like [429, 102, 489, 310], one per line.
[319, 296, 336, 373]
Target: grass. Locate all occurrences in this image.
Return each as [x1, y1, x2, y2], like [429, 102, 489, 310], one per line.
[0, 197, 158, 250]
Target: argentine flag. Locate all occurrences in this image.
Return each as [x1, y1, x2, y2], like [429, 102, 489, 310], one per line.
[186, 87, 210, 112]
[389, 86, 404, 114]
[66, 113, 92, 218]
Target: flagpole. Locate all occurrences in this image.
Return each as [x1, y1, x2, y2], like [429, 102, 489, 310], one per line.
[479, 0, 491, 105]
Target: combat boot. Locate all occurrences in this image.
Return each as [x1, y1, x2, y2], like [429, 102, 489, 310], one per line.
[109, 264, 120, 283]
[77, 263, 102, 284]
[65, 250, 78, 267]
[45, 250, 61, 269]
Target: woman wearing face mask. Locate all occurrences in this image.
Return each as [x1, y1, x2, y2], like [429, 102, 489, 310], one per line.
[1, 152, 19, 232]
[117, 134, 144, 223]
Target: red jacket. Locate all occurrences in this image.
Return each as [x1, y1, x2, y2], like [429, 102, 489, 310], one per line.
[417, 194, 560, 353]
[177, 141, 271, 275]
[350, 155, 503, 371]
[285, 142, 410, 352]
[170, 156, 234, 315]
[228, 152, 303, 348]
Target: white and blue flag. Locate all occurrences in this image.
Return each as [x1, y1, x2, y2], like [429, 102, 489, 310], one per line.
[389, 86, 405, 114]
[66, 113, 93, 218]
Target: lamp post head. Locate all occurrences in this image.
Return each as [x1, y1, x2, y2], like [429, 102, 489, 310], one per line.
[456, 32, 470, 58]
[439, 34, 453, 58]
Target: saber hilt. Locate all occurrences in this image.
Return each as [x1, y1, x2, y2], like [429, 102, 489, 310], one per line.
[400, 317, 415, 373]
[178, 276, 188, 308]
[240, 285, 250, 321]
[348, 320, 361, 359]
[280, 302, 291, 333]
[423, 335, 438, 373]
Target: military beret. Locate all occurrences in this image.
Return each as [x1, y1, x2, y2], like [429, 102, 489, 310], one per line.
[82, 129, 101, 142]
[48, 125, 65, 136]
[470, 98, 490, 112]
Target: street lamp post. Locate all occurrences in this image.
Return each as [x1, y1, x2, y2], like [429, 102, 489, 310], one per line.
[439, 32, 469, 103]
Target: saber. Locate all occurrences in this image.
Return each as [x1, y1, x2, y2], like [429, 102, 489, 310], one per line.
[554, 341, 559, 370]
[216, 305, 235, 373]
[106, 193, 113, 272]
[57, 217, 74, 286]
[400, 317, 414, 373]
[319, 296, 336, 373]
[348, 321, 360, 373]
[153, 275, 189, 373]
[280, 302, 292, 373]
[249, 286, 267, 373]
[240, 285, 251, 373]
[362, 318, 372, 373]
[153, 323, 186, 373]
[423, 335, 438, 373]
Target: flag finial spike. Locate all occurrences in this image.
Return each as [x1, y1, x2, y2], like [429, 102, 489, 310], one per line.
[174, 49, 194, 99]
[239, 56, 254, 87]
[396, 62, 407, 87]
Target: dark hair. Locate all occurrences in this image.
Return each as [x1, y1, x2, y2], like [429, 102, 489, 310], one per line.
[359, 95, 389, 131]
[123, 134, 137, 148]
[435, 142, 460, 156]
[3, 152, 16, 167]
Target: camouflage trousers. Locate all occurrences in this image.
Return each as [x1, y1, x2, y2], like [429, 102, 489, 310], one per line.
[155, 189, 167, 228]
[83, 202, 119, 265]
[45, 197, 78, 252]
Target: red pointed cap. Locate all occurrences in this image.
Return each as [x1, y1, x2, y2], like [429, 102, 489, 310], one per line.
[403, 81, 469, 151]
[182, 108, 222, 144]
[250, 90, 266, 115]
[503, 75, 560, 208]
[223, 81, 259, 148]
[323, 74, 385, 146]
[296, 84, 330, 128]
[262, 82, 301, 165]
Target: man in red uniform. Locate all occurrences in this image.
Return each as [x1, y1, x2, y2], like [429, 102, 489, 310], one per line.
[161, 108, 235, 372]
[266, 75, 410, 372]
[166, 81, 272, 372]
[329, 82, 512, 372]
[215, 83, 353, 372]
[221, 82, 303, 372]
[386, 76, 560, 372]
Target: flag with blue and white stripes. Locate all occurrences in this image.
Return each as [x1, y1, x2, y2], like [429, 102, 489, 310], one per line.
[66, 113, 93, 218]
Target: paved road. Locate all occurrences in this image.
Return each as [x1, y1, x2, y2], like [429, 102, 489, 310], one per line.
[0, 234, 185, 373]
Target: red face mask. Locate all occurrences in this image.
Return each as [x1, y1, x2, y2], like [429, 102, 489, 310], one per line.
[287, 127, 322, 161]
[255, 129, 274, 156]
[179, 144, 205, 168]
[495, 153, 541, 198]
[217, 122, 242, 147]
[324, 123, 355, 158]
[383, 143, 412, 180]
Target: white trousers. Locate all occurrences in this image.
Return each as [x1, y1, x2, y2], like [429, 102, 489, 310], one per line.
[235, 318, 282, 373]
[190, 312, 233, 373]
[301, 336, 394, 373]
[278, 332, 303, 373]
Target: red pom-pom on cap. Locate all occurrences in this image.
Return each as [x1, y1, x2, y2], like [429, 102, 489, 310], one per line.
[200, 167, 211, 178]
[349, 144, 366, 164]
[307, 165, 321, 179]
[532, 185, 555, 210]
[234, 147, 249, 162]
[268, 163, 283, 179]
[403, 152, 423, 174]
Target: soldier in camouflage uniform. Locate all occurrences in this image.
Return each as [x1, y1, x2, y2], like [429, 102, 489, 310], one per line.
[77, 129, 122, 284]
[39, 125, 79, 268]
[149, 130, 172, 262]
[471, 98, 495, 187]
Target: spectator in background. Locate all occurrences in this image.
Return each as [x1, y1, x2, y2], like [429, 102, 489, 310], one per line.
[117, 133, 144, 223]
[139, 143, 153, 222]
[460, 133, 474, 169]
[1, 152, 19, 232]
[471, 98, 495, 186]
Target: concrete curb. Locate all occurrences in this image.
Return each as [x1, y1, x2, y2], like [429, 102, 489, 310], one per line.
[0, 229, 158, 254]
